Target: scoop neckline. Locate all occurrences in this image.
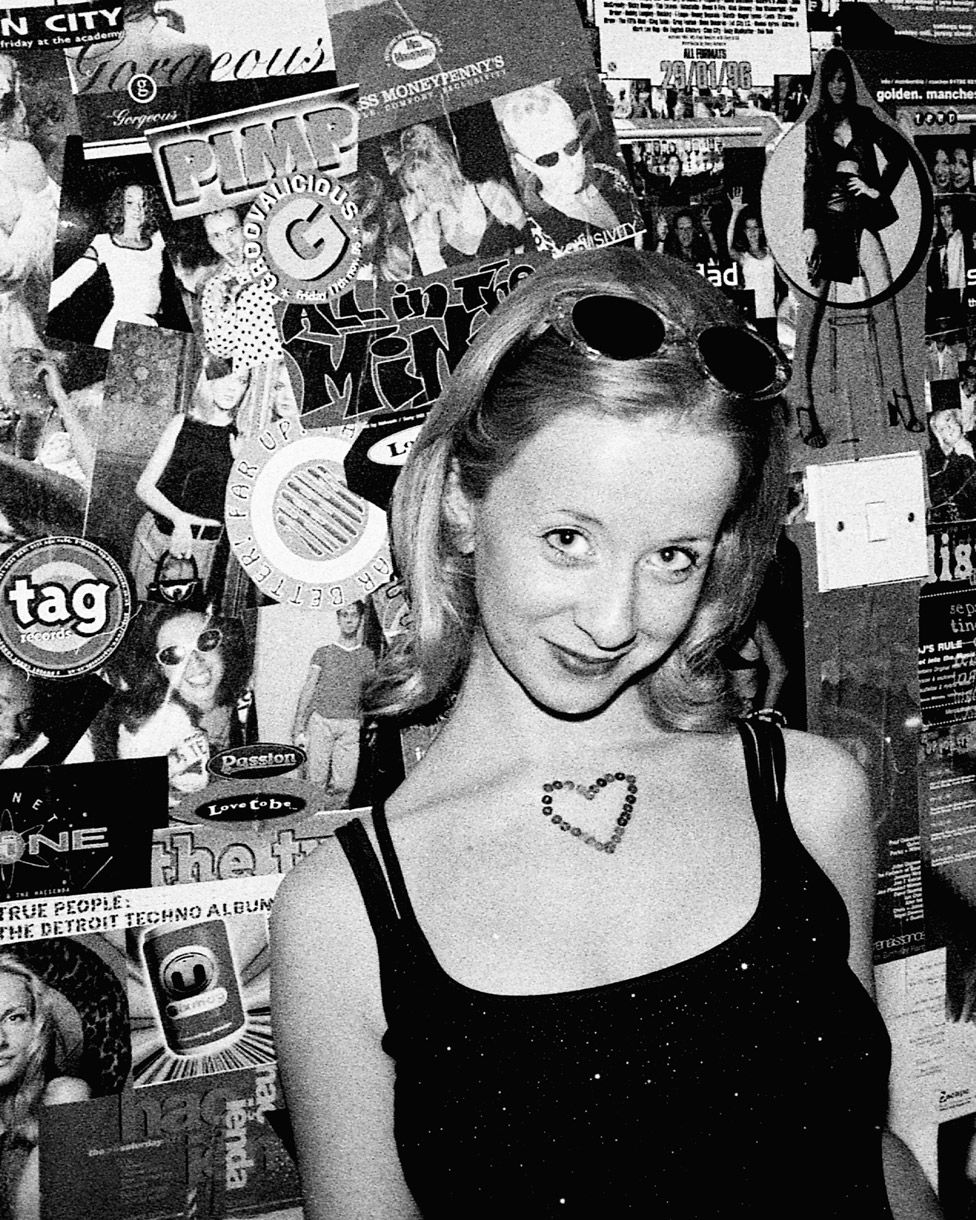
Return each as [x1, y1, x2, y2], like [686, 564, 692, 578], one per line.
[371, 793, 768, 1006]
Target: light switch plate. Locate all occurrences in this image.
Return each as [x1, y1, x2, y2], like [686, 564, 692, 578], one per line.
[805, 451, 929, 592]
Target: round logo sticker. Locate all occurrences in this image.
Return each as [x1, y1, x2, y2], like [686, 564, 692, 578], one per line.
[225, 420, 392, 608]
[242, 173, 362, 304]
[384, 30, 441, 71]
[0, 537, 133, 678]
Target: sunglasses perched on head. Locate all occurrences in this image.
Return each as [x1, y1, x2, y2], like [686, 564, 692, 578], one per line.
[535, 290, 790, 401]
[156, 627, 223, 668]
[529, 135, 582, 169]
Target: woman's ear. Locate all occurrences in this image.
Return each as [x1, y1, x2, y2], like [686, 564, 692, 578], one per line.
[442, 463, 476, 554]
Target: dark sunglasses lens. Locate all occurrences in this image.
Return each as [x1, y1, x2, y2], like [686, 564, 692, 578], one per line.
[571, 296, 665, 361]
[158, 646, 182, 667]
[698, 325, 780, 395]
[535, 150, 559, 169]
[197, 628, 222, 653]
[564, 136, 581, 156]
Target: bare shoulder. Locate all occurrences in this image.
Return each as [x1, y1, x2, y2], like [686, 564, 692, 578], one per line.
[43, 1075, 90, 1105]
[781, 727, 870, 822]
[780, 729, 874, 910]
[272, 825, 365, 947]
[270, 820, 382, 1017]
[780, 727, 871, 854]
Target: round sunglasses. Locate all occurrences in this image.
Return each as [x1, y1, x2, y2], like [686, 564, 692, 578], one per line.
[539, 290, 790, 401]
[156, 627, 223, 668]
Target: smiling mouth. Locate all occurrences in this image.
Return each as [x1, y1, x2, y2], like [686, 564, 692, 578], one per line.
[181, 670, 214, 689]
[548, 642, 632, 677]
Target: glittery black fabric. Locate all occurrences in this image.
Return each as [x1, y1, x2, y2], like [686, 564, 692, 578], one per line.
[336, 722, 893, 1218]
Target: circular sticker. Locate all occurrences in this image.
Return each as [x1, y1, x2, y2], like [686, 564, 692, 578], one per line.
[127, 73, 158, 103]
[0, 537, 133, 678]
[384, 29, 442, 71]
[242, 173, 362, 304]
[225, 421, 391, 608]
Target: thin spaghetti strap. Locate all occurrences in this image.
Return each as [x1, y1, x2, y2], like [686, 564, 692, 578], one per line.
[335, 815, 401, 944]
[371, 799, 421, 925]
[736, 719, 783, 822]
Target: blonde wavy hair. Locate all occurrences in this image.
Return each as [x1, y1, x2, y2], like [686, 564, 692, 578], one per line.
[0, 954, 55, 1142]
[365, 247, 790, 732]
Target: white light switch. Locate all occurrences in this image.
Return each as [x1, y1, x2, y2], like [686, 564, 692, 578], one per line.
[805, 452, 928, 591]
[864, 500, 888, 542]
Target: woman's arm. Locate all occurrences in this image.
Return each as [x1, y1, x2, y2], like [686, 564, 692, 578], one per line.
[754, 619, 788, 710]
[864, 107, 909, 201]
[36, 363, 96, 484]
[784, 732, 942, 1219]
[270, 839, 422, 1220]
[477, 178, 527, 230]
[802, 116, 824, 236]
[135, 416, 219, 558]
[48, 246, 99, 312]
[726, 188, 745, 264]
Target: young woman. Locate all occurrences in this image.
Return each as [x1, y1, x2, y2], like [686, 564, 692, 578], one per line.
[396, 122, 526, 275]
[728, 189, 780, 345]
[72, 604, 256, 805]
[129, 365, 250, 604]
[797, 47, 921, 446]
[271, 248, 941, 1219]
[48, 181, 169, 350]
[0, 954, 89, 1220]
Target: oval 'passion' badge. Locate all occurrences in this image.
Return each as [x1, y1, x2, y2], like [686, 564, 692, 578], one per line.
[207, 743, 307, 781]
[0, 537, 132, 678]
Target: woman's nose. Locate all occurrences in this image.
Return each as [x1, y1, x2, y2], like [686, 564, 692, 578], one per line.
[573, 571, 640, 652]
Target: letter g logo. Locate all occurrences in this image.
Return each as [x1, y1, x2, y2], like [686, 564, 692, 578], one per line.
[267, 197, 349, 283]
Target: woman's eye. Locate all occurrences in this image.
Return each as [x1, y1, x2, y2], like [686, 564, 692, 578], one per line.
[545, 529, 590, 558]
[649, 547, 699, 577]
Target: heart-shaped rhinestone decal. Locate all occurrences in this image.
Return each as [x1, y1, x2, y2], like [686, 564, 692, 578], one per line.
[540, 772, 638, 854]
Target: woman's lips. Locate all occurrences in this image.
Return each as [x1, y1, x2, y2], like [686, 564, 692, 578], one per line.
[548, 641, 631, 677]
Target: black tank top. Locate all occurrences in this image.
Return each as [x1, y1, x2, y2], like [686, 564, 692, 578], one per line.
[336, 722, 893, 1218]
[153, 416, 233, 531]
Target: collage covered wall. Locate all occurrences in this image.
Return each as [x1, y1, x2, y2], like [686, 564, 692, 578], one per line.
[0, 0, 970, 1214]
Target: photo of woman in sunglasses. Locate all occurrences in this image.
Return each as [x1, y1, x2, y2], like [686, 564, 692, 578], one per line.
[271, 248, 938, 1219]
[67, 604, 257, 808]
[493, 76, 641, 256]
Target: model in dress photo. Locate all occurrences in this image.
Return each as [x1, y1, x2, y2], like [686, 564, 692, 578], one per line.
[48, 182, 172, 351]
[795, 48, 922, 447]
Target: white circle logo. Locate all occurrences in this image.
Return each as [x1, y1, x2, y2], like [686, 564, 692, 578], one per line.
[386, 30, 440, 71]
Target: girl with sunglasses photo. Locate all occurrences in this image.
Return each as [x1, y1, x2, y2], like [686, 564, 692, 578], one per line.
[68, 605, 256, 808]
[271, 248, 940, 1219]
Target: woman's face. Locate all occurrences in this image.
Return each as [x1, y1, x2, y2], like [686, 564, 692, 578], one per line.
[667, 154, 681, 176]
[122, 185, 146, 232]
[745, 217, 762, 249]
[939, 203, 956, 235]
[933, 148, 952, 190]
[0, 974, 35, 1087]
[155, 613, 225, 712]
[826, 66, 848, 106]
[450, 410, 739, 718]
[206, 370, 249, 415]
[951, 146, 972, 191]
